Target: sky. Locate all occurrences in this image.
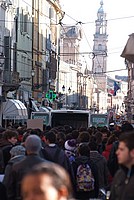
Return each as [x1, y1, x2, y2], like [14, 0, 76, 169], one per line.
[61, 0, 134, 78]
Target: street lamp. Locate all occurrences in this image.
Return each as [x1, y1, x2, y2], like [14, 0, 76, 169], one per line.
[31, 69, 35, 77]
[62, 85, 65, 92]
[31, 69, 35, 93]
[62, 85, 71, 108]
[68, 87, 71, 94]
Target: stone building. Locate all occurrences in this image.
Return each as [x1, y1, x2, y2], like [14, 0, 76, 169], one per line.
[92, 0, 108, 113]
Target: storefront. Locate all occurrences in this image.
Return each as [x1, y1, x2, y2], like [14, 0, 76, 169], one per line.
[2, 99, 28, 124]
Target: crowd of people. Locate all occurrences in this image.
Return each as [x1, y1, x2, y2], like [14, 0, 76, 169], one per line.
[0, 121, 134, 200]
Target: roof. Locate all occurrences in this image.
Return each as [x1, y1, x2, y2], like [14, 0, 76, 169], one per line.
[121, 33, 134, 63]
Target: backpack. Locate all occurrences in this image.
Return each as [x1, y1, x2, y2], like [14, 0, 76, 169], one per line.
[76, 163, 95, 192]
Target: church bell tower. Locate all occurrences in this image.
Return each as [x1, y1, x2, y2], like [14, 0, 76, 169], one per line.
[92, 0, 108, 91]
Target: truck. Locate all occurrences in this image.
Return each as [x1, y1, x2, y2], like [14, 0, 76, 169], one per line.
[51, 110, 90, 129]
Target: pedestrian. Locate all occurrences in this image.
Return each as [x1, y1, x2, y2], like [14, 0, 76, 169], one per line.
[0, 130, 18, 173]
[89, 141, 109, 189]
[109, 131, 134, 200]
[3, 145, 26, 188]
[21, 162, 75, 200]
[64, 139, 77, 163]
[0, 182, 7, 200]
[72, 143, 99, 200]
[7, 135, 48, 200]
[108, 122, 133, 177]
[42, 131, 73, 172]
[42, 131, 75, 191]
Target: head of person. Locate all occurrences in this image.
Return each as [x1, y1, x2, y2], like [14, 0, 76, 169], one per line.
[10, 145, 26, 158]
[21, 162, 73, 200]
[44, 131, 56, 144]
[89, 141, 98, 151]
[25, 135, 42, 155]
[116, 131, 134, 169]
[77, 131, 90, 143]
[64, 139, 77, 152]
[3, 130, 18, 145]
[121, 122, 133, 133]
[78, 143, 90, 157]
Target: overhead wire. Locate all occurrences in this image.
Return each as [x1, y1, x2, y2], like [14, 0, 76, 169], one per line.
[0, 1, 128, 78]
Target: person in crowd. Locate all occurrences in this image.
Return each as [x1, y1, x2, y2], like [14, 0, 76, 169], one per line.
[102, 134, 117, 161]
[72, 143, 99, 200]
[42, 131, 73, 172]
[3, 145, 26, 188]
[0, 182, 7, 200]
[108, 122, 133, 177]
[77, 131, 90, 146]
[42, 131, 75, 191]
[94, 131, 103, 154]
[102, 134, 117, 185]
[0, 126, 6, 134]
[89, 141, 109, 189]
[64, 139, 77, 163]
[109, 131, 134, 200]
[7, 135, 48, 200]
[21, 162, 75, 200]
[56, 131, 66, 149]
[0, 130, 18, 172]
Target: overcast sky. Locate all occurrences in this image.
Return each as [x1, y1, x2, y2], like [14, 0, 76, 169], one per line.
[61, 0, 134, 78]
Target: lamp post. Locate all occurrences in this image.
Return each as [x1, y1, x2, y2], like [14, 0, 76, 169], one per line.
[68, 87, 71, 94]
[62, 85, 65, 92]
[31, 69, 35, 95]
[62, 85, 71, 108]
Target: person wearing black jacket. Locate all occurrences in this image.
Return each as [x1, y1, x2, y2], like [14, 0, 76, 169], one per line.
[72, 144, 99, 200]
[0, 182, 7, 200]
[6, 135, 48, 200]
[110, 132, 134, 200]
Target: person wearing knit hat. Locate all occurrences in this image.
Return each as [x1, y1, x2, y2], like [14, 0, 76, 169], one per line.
[10, 145, 25, 157]
[64, 139, 77, 152]
[64, 139, 77, 163]
[3, 145, 26, 188]
[3, 135, 46, 200]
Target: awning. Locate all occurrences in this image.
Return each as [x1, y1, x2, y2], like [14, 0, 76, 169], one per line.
[121, 33, 134, 63]
[2, 99, 28, 120]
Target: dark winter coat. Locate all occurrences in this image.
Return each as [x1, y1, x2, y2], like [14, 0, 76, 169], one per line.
[42, 144, 73, 173]
[3, 155, 25, 188]
[72, 155, 99, 200]
[0, 182, 7, 200]
[7, 154, 47, 200]
[0, 140, 13, 172]
[90, 150, 109, 188]
[42, 144, 75, 189]
[110, 165, 134, 200]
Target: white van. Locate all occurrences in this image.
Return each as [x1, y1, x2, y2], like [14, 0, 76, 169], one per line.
[51, 110, 90, 129]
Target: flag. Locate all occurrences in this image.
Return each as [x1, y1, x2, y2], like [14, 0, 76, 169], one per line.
[113, 81, 120, 96]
